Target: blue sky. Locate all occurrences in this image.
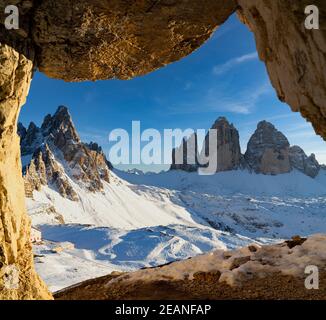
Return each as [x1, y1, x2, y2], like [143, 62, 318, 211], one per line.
[20, 13, 325, 171]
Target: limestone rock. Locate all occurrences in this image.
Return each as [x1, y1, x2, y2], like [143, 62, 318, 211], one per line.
[25, 144, 79, 201]
[0, 43, 52, 300]
[200, 117, 242, 173]
[170, 133, 199, 172]
[237, 0, 326, 140]
[245, 121, 291, 175]
[32, 0, 237, 81]
[20, 106, 111, 197]
[289, 145, 320, 178]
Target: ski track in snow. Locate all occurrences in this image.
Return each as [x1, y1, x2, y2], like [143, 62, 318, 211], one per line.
[29, 169, 326, 291]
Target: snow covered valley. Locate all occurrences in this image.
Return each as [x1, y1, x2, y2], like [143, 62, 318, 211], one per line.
[28, 169, 326, 292]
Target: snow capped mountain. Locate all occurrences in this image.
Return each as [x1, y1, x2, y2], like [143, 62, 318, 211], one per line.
[19, 106, 326, 291]
[19, 106, 111, 200]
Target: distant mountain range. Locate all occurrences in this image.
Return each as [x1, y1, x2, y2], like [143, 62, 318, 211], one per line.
[171, 117, 322, 178]
[19, 107, 323, 201]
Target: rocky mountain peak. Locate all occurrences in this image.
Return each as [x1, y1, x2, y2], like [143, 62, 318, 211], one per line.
[201, 117, 242, 173]
[245, 120, 291, 175]
[170, 117, 242, 173]
[289, 145, 320, 178]
[170, 117, 322, 177]
[211, 116, 232, 129]
[41, 105, 80, 147]
[171, 133, 199, 172]
[20, 106, 111, 199]
[18, 122, 27, 140]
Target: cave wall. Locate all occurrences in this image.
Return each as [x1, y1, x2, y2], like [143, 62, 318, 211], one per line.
[238, 0, 326, 140]
[0, 43, 52, 299]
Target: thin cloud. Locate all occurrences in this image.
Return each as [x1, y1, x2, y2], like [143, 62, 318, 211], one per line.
[167, 82, 271, 116]
[213, 52, 259, 76]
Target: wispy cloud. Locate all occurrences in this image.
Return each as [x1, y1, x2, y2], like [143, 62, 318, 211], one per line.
[79, 128, 109, 146]
[167, 82, 271, 115]
[213, 52, 258, 76]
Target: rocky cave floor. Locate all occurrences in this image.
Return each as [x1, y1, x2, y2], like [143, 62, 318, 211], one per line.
[55, 236, 326, 300]
[54, 271, 326, 300]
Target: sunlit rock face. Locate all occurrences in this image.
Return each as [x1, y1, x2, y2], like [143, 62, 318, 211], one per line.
[0, 43, 52, 299]
[19, 106, 111, 199]
[201, 117, 243, 173]
[245, 121, 291, 175]
[289, 145, 320, 178]
[237, 0, 326, 140]
[32, 0, 237, 81]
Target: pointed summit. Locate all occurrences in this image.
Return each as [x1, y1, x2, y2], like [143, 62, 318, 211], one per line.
[41, 105, 80, 148]
[289, 145, 320, 178]
[201, 117, 242, 173]
[170, 133, 199, 172]
[18, 122, 27, 140]
[245, 121, 291, 175]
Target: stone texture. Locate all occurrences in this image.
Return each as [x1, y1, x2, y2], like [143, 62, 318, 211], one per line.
[245, 121, 291, 175]
[20, 106, 111, 198]
[289, 145, 320, 178]
[237, 0, 326, 140]
[32, 0, 237, 81]
[0, 43, 52, 299]
[200, 117, 242, 173]
[170, 133, 199, 172]
[24, 144, 79, 201]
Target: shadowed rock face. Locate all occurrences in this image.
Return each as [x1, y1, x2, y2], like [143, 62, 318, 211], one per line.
[32, 0, 237, 81]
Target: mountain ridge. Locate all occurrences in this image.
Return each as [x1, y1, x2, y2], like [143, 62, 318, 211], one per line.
[171, 117, 322, 178]
[19, 106, 111, 200]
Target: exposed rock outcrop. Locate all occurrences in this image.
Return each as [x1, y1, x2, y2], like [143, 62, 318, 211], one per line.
[170, 118, 323, 176]
[200, 117, 242, 173]
[20, 106, 111, 198]
[237, 0, 326, 140]
[170, 118, 243, 173]
[289, 145, 320, 178]
[245, 121, 291, 175]
[84, 141, 114, 171]
[32, 0, 237, 81]
[24, 144, 79, 201]
[171, 133, 199, 172]
[0, 43, 52, 299]
[54, 234, 326, 300]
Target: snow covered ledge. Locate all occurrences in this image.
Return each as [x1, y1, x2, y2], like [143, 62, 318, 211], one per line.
[55, 234, 326, 300]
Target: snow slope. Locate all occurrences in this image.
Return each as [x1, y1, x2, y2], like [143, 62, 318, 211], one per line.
[34, 224, 259, 291]
[28, 168, 326, 291]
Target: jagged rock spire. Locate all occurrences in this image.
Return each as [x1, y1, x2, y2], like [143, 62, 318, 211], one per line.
[21, 106, 111, 199]
[200, 117, 242, 173]
[289, 145, 320, 178]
